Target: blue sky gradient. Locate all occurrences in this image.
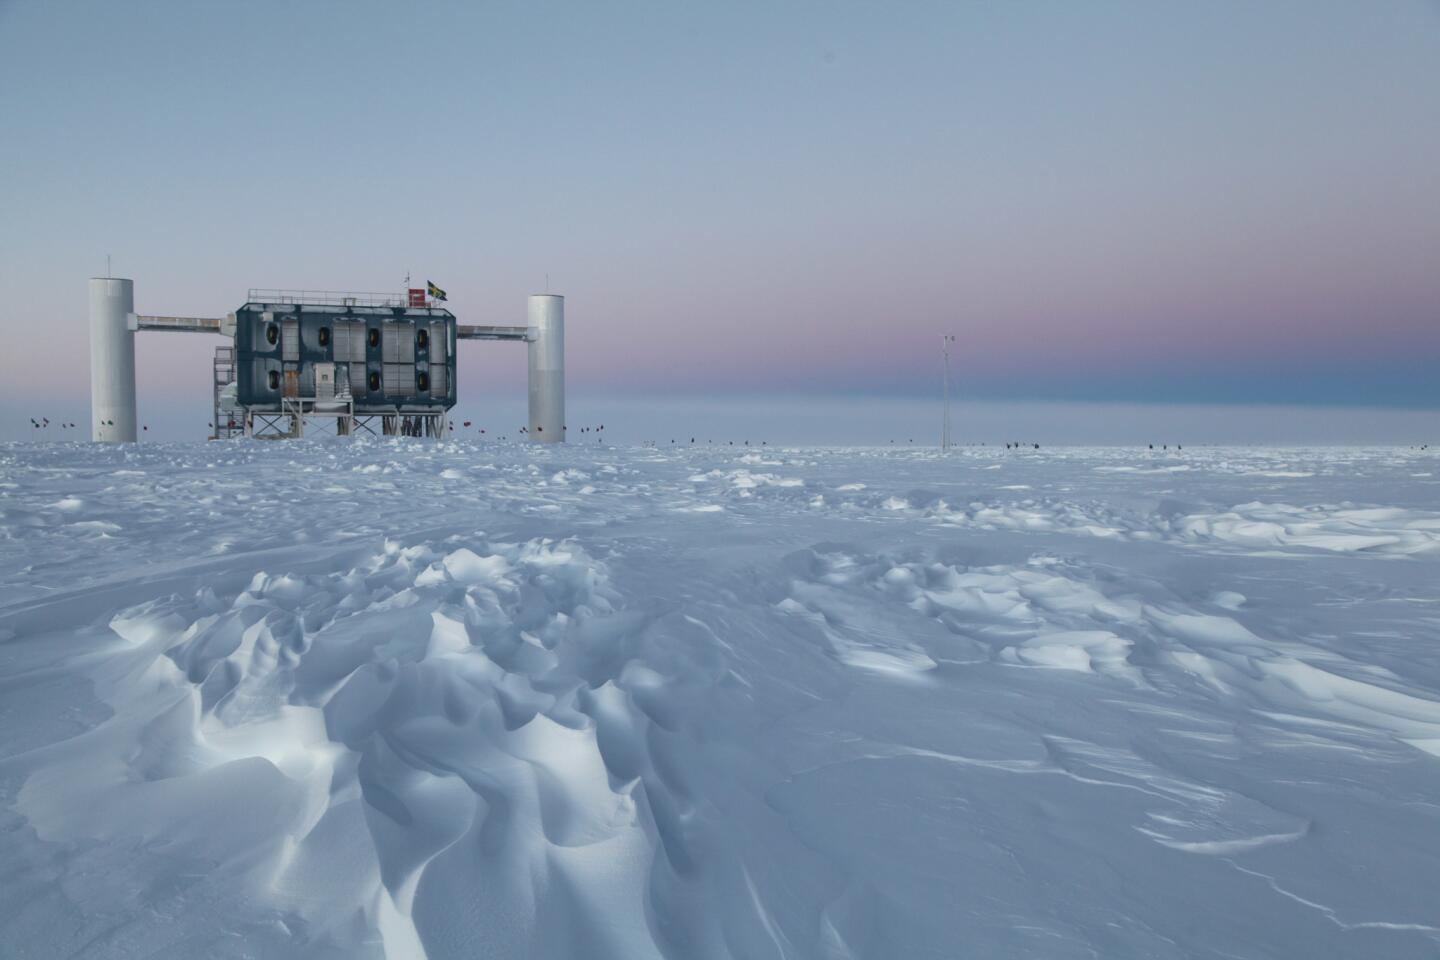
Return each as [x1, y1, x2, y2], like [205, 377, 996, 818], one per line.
[1, 0, 1437, 433]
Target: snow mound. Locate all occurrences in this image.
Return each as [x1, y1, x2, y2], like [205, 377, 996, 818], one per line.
[14, 538, 673, 957]
[3, 441, 1440, 958]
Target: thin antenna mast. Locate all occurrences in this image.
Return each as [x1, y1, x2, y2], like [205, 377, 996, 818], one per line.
[941, 334, 955, 452]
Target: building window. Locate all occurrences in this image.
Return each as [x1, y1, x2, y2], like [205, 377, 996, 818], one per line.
[266, 323, 278, 345]
[318, 326, 331, 347]
[268, 370, 279, 390]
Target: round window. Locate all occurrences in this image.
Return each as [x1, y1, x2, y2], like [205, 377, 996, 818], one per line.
[266, 323, 278, 346]
[368, 371, 380, 391]
[318, 326, 330, 347]
[417, 371, 430, 392]
[368, 328, 380, 348]
[416, 329, 429, 349]
[268, 370, 279, 390]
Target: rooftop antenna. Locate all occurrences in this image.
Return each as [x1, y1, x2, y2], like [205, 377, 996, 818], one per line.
[940, 334, 955, 452]
[106, 254, 111, 278]
[546, 272, 550, 293]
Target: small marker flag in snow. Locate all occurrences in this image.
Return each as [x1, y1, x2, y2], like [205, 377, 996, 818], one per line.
[426, 281, 447, 302]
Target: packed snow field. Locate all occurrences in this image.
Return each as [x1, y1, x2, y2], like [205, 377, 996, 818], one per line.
[3, 440, 1439, 959]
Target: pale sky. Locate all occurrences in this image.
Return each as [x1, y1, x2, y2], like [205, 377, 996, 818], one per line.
[2, 0, 1437, 439]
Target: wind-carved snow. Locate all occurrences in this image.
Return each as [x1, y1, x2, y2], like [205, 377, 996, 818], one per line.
[2, 441, 1439, 958]
[15, 538, 653, 957]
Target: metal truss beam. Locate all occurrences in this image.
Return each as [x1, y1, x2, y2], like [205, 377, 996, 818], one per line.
[457, 324, 530, 341]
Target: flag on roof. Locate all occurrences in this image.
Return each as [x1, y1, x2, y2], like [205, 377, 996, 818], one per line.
[427, 281, 447, 302]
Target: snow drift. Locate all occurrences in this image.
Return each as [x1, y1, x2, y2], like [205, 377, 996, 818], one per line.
[2, 441, 1439, 958]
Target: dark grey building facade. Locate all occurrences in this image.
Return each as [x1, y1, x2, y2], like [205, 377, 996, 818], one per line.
[233, 302, 457, 413]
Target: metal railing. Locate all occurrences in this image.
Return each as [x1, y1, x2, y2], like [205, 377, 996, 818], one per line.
[246, 288, 409, 307]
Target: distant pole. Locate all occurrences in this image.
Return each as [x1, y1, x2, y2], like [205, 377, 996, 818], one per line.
[940, 334, 955, 451]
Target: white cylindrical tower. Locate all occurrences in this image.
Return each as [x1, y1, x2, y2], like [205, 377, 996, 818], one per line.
[89, 277, 137, 443]
[527, 294, 565, 443]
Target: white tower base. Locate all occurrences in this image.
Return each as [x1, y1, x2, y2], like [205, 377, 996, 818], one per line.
[527, 295, 564, 443]
[89, 278, 137, 442]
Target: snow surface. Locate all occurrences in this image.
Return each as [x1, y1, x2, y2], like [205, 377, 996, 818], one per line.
[2, 440, 1440, 959]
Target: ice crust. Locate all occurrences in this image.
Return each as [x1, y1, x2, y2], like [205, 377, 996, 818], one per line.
[2, 441, 1440, 958]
